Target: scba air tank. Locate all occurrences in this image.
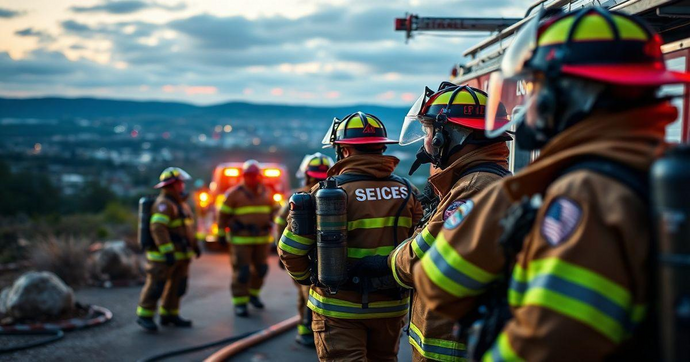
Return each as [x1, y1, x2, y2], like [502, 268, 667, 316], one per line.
[288, 192, 315, 236]
[138, 196, 156, 250]
[651, 145, 690, 362]
[315, 178, 348, 294]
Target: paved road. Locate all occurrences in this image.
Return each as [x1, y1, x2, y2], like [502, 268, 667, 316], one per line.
[2, 251, 412, 361]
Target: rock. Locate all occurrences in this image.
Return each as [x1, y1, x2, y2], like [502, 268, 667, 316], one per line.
[6, 271, 74, 320]
[91, 241, 141, 281]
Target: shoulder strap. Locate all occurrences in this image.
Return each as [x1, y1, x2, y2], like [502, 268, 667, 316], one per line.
[559, 158, 649, 203]
[458, 162, 512, 180]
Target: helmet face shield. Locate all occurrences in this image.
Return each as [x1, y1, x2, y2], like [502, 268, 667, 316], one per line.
[399, 88, 433, 146]
[485, 72, 533, 137]
[484, 14, 540, 138]
[321, 117, 340, 148]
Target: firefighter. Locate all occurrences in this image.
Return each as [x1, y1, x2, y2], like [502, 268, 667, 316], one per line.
[413, 8, 690, 361]
[278, 112, 423, 361]
[218, 160, 280, 317]
[136, 167, 201, 332]
[274, 153, 333, 347]
[391, 84, 511, 361]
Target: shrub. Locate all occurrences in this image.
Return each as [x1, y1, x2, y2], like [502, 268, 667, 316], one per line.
[30, 236, 89, 288]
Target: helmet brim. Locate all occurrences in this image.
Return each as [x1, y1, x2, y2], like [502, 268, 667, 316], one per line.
[305, 170, 329, 179]
[448, 116, 509, 131]
[334, 137, 399, 145]
[561, 64, 690, 86]
[154, 179, 179, 189]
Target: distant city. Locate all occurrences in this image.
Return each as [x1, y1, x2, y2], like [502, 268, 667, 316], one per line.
[0, 97, 425, 200]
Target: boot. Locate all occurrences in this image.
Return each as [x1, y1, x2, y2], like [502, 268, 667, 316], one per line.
[234, 304, 249, 317]
[249, 296, 265, 309]
[160, 315, 193, 327]
[136, 317, 158, 332]
[295, 333, 315, 348]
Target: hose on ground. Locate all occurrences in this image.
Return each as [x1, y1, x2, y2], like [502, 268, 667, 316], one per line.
[138, 315, 300, 362]
[0, 330, 65, 353]
[136, 330, 258, 362]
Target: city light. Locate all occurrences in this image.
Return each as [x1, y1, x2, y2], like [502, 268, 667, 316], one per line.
[273, 193, 283, 202]
[199, 192, 210, 208]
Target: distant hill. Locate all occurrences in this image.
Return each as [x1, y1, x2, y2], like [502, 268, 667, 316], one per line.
[0, 97, 409, 125]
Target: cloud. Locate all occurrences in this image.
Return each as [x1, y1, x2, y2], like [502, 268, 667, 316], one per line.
[15, 28, 55, 44]
[70, 1, 185, 15]
[3, 0, 533, 105]
[0, 7, 24, 18]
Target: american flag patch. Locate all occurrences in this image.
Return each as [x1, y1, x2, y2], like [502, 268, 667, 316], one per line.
[541, 197, 582, 247]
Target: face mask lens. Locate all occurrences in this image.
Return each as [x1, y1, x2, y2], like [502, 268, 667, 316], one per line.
[399, 90, 430, 146]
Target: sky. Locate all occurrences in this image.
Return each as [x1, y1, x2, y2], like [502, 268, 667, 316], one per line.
[0, 0, 532, 105]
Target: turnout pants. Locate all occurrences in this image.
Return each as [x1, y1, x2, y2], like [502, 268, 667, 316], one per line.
[295, 281, 312, 336]
[230, 243, 269, 305]
[312, 312, 405, 362]
[137, 260, 190, 317]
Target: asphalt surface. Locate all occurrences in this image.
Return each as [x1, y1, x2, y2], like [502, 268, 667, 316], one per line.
[1, 251, 412, 361]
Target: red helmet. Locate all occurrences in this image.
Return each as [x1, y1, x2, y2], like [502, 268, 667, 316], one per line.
[322, 112, 398, 147]
[242, 160, 261, 175]
[297, 153, 333, 180]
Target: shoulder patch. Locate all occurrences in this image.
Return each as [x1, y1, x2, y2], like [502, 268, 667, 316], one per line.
[157, 203, 167, 212]
[443, 200, 474, 230]
[443, 200, 466, 221]
[541, 197, 582, 247]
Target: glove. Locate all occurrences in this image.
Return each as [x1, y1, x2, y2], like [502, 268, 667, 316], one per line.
[164, 252, 176, 266]
[350, 255, 390, 278]
[193, 245, 202, 259]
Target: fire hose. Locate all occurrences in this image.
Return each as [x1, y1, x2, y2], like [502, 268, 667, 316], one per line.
[0, 305, 113, 354]
[137, 315, 299, 362]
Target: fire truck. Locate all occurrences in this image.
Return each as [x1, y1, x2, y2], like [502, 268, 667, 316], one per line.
[397, 0, 690, 172]
[194, 162, 290, 245]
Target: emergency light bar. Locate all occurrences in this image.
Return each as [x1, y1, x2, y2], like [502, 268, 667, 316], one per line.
[263, 168, 281, 178]
[224, 168, 240, 177]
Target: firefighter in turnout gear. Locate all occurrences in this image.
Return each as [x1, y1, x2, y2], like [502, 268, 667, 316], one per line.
[278, 112, 423, 361]
[218, 160, 280, 317]
[413, 8, 690, 361]
[392, 84, 511, 361]
[275, 153, 333, 347]
[137, 167, 201, 332]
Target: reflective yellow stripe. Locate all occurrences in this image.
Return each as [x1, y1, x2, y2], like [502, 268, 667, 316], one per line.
[307, 288, 409, 319]
[217, 228, 226, 237]
[151, 213, 170, 225]
[158, 243, 174, 253]
[220, 204, 233, 214]
[274, 216, 287, 226]
[297, 324, 311, 335]
[231, 235, 272, 244]
[174, 251, 195, 260]
[184, 218, 193, 226]
[347, 216, 412, 231]
[391, 242, 412, 289]
[146, 251, 166, 262]
[421, 233, 497, 298]
[234, 205, 273, 215]
[288, 269, 311, 281]
[279, 230, 314, 256]
[347, 246, 394, 259]
[249, 288, 260, 297]
[169, 219, 183, 227]
[482, 332, 523, 362]
[509, 258, 644, 343]
[158, 307, 179, 316]
[233, 296, 249, 305]
[409, 322, 466, 362]
[195, 232, 207, 240]
[136, 306, 155, 317]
